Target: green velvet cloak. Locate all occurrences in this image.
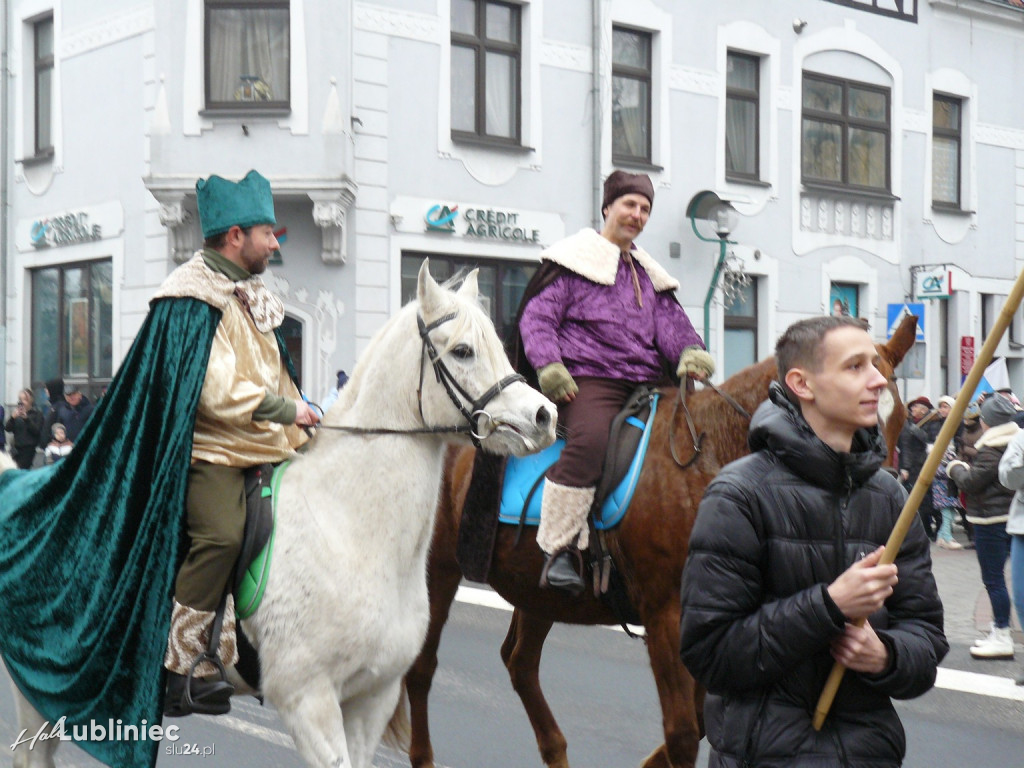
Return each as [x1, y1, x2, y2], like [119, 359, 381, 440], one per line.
[0, 297, 220, 768]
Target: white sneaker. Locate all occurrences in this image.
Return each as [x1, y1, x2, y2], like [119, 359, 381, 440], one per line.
[973, 624, 996, 648]
[970, 626, 1015, 660]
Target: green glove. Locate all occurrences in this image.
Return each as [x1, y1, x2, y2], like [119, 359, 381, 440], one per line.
[537, 362, 578, 403]
[677, 346, 715, 381]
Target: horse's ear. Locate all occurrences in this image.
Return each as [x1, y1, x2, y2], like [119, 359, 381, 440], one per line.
[417, 259, 444, 316]
[880, 314, 917, 370]
[457, 269, 480, 300]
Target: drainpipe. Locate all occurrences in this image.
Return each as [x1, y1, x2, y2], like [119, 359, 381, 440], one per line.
[591, 0, 602, 229]
[1, 0, 9, 403]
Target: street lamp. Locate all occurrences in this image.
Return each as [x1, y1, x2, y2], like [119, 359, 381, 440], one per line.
[685, 190, 740, 352]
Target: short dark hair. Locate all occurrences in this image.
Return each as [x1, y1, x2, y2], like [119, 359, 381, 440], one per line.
[204, 225, 253, 250]
[775, 315, 869, 397]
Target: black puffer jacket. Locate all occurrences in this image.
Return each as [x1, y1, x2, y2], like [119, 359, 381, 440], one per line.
[680, 385, 948, 768]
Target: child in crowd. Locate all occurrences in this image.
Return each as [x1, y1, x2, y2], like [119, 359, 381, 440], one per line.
[44, 423, 73, 464]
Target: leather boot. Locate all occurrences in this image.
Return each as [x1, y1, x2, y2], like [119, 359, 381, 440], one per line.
[164, 670, 234, 717]
[541, 550, 585, 596]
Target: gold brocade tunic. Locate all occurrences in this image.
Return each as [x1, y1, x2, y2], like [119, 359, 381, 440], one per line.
[151, 251, 307, 467]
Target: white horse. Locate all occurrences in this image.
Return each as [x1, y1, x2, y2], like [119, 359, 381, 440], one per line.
[8, 261, 557, 768]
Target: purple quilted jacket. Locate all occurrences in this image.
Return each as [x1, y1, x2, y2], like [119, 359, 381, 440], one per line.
[519, 256, 703, 383]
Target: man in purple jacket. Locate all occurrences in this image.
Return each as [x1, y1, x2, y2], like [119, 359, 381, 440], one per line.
[518, 170, 713, 594]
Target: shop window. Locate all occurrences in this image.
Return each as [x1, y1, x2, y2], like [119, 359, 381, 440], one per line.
[725, 51, 759, 181]
[723, 278, 758, 378]
[830, 282, 859, 318]
[204, 0, 290, 110]
[932, 94, 962, 209]
[401, 252, 536, 349]
[802, 73, 890, 192]
[451, 0, 521, 144]
[32, 15, 54, 157]
[612, 26, 652, 164]
[31, 260, 113, 399]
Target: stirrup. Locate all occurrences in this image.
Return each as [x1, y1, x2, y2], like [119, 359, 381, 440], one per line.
[540, 548, 585, 596]
[164, 654, 234, 717]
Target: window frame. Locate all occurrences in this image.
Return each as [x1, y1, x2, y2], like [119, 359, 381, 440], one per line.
[31, 259, 113, 399]
[725, 50, 760, 182]
[611, 24, 653, 166]
[33, 15, 54, 158]
[450, 0, 523, 147]
[203, 0, 291, 112]
[801, 72, 891, 194]
[931, 93, 962, 210]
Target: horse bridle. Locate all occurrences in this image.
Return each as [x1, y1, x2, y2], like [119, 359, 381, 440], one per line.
[319, 311, 524, 447]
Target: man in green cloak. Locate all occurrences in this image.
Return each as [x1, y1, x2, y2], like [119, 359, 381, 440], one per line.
[0, 170, 318, 767]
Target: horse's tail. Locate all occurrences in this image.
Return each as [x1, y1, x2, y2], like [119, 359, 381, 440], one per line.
[382, 678, 412, 753]
[0, 453, 16, 475]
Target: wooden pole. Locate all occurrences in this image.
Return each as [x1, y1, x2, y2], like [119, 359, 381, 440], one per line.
[812, 268, 1024, 731]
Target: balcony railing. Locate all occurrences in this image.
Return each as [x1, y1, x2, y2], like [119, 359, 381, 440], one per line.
[820, 0, 918, 22]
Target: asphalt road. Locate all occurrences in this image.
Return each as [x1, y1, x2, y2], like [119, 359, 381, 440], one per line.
[2, 584, 1022, 768]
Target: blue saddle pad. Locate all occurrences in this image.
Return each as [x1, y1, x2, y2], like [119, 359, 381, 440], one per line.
[497, 394, 659, 530]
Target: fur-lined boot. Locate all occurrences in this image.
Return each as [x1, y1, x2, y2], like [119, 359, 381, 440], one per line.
[537, 480, 595, 596]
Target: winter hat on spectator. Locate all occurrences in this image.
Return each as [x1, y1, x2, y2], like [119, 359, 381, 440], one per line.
[981, 395, 1017, 427]
[907, 396, 933, 410]
[601, 170, 654, 212]
[937, 395, 956, 409]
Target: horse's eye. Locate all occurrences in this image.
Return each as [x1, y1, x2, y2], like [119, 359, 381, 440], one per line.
[451, 344, 474, 360]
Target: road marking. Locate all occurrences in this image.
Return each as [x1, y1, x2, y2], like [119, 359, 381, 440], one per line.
[935, 667, 1024, 702]
[455, 585, 1024, 701]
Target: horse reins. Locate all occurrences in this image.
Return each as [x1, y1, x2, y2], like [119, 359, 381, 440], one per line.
[318, 311, 525, 447]
[669, 378, 752, 469]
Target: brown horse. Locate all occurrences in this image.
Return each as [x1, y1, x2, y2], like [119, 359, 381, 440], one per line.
[406, 315, 917, 768]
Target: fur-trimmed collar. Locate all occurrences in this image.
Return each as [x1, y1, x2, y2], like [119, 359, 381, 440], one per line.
[540, 229, 679, 292]
[975, 421, 1021, 449]
[151, 253, 236, 311]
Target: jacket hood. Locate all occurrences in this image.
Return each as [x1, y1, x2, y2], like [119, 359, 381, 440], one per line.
[749, 382, 888, 489]
[973, 421, 1020, 450]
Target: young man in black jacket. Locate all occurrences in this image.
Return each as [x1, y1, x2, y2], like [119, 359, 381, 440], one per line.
[680, 315, 947, 768]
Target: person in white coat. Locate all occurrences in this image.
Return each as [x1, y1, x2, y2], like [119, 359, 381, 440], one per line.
[997, 426, 1024, 684]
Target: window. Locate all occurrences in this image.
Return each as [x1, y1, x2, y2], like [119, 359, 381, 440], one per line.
[33, 16, 54, 156]
[723, 278, 757, 378]
[830, 282, 859, 318]
[401, 253, 536, 349]
[612, 26, 652, 164]
[802, 73, 890, 192]
[205, 0, 290, 110]
[451, 0, 521, 144]
[32, 261, 113, 398]
[725, 52, 759, 181]
[932, 94, 962, 208]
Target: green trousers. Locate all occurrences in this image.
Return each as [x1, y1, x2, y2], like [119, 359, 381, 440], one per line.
[175, 462, 246, 612]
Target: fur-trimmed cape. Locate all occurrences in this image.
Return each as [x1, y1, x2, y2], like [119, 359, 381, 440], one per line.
[0, 253, 296, 768]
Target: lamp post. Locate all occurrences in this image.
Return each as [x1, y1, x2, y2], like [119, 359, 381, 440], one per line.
[685, 191, 740, 353]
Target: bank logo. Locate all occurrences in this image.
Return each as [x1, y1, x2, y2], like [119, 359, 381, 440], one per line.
[425, 204, 459, 232]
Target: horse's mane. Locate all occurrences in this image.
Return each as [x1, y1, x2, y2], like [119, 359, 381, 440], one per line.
[675, 358, 778, 466]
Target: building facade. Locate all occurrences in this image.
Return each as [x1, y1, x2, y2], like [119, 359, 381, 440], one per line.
[3, 0, 1024, 411]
